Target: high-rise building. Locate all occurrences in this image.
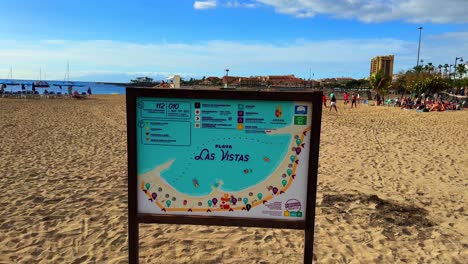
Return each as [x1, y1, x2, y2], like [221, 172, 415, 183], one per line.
[370, 55, 394, 78]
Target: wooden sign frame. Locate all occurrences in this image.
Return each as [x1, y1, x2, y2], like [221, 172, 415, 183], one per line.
[126, 88, 323, 264]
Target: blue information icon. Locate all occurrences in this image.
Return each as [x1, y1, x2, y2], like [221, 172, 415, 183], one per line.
[295, 105, 308, 115]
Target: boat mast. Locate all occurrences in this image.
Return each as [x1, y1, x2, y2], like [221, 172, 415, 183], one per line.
[67, 61, 70, 82]
[64, 61, 70, 82]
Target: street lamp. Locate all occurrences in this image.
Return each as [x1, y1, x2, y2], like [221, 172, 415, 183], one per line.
[224, 69, 229, 88]
[454, 57, 464, 79]
[416, 27, 423, 67]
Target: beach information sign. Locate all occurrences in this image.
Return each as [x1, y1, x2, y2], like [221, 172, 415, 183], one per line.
[127, 88, 322, 264]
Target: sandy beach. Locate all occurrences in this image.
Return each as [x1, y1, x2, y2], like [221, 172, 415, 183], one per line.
[0, 95, 466, 263]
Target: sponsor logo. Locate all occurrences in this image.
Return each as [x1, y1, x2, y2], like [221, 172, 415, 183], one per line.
[295, 105, 308, 114]
[285, 199, 301, 212]
[275, 105, 282, 118]
[294, 116, 307, 125]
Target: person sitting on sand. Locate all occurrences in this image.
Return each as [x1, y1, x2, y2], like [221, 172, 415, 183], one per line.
[408, 98, 415, 109]
[415, 97, 422, 107]
[400, 97, 407, 109]
[429, 101, 444, 112]
[72, 90, 83, 99]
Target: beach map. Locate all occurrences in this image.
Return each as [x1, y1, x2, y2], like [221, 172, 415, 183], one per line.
[136, 97, 313, 220]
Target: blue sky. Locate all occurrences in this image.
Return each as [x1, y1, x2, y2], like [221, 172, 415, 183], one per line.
[0, 0, 467, 82]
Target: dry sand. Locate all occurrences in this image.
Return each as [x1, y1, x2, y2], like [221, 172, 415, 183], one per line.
[0, 95, 466, 263]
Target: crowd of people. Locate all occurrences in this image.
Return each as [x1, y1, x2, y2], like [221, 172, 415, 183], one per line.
[321, 91, 466, 113]
[323, 91, 362, 112]
[392, 94, 465, 112]
[0, 83, 92, 99]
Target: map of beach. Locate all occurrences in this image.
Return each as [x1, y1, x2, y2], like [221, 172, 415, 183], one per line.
[136, 97, 313, 219]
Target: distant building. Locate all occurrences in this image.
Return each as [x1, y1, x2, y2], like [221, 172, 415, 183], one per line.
[335, 77, 355, 84]
[201, 76, 222, 85]
[222, 76, 241, 85]
[370, 55, 394, 78]
[392, 73, 401, 82]
[238, 76, 263, 87]
[266, 75, 305, 87]
[167, 75, 181, 88]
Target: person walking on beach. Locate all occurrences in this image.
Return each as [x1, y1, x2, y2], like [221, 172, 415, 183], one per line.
[87, 87, 92, 96]
[322, 94, 327, 107]
[357, 93, 360, 104]
[343, 92, 349, 105]
[67, 86, 73, 97]
[351, 92, 357, 108]
[330, 93, 338, 112]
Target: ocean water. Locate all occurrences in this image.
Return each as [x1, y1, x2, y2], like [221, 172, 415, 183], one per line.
[0, 79, 126, 95]
[136, 97, 295, 196]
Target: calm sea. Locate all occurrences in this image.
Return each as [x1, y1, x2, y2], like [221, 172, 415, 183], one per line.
[0, 79, 126, 95]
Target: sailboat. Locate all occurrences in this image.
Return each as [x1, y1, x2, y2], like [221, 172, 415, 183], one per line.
[64, 61, 72, 85]
[53, 61, 84, 89]
[4, 67, 20, 85]
[34, 68, 50, 87]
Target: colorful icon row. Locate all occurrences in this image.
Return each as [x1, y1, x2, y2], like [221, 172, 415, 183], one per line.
[284, 211, 303, 217]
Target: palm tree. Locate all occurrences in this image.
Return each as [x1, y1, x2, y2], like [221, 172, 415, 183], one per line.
[427, 62, 434, 74]
[369, 69, 391, 95]
[438, 64, 443, 75]
[413, 65, 423, 73]
[443, 64, 449, 77]
[456, 64, 467, 79]
[392, 72, 407, 95]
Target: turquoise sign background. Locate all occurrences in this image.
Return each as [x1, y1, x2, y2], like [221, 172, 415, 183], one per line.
[136, 97, 300, 196]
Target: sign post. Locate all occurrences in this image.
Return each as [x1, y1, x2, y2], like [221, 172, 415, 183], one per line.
[127, 88, 322, 264]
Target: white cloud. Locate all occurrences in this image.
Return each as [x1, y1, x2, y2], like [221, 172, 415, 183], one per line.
[255, 0, 468, 23]
[0, 32, 466, 81]
[194, 0, 217, 10]
[225, 1, 259, 8]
